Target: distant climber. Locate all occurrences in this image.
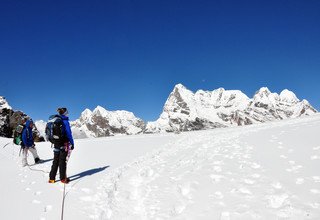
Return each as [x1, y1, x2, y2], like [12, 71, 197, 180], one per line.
[21, 119, 41, 167]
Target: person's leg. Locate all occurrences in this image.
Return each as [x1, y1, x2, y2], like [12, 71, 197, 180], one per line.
[29, 147, 40, 163]
[58, 150, 68, 180]
[49, 151, 60, 181]
[21, 148, 28, 167]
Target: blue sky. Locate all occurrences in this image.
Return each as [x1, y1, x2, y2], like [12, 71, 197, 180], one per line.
[0, 0, 319, 121]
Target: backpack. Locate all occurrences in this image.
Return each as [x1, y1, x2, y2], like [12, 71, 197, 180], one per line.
[45, 116, 64, 144]
[13, 124, 24, 145]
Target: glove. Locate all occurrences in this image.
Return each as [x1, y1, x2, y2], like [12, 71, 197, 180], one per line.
[70, 145, 74, 150]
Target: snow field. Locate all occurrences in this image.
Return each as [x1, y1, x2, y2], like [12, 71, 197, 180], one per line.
[90, 115, 320, 219]
[0, 114, 320, 219]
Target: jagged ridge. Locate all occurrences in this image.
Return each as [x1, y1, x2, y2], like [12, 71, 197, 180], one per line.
[145, 84, 317, 133]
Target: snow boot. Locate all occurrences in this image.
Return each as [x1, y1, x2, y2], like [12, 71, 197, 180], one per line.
[35, 157, 41, 164]
[48, 179, 55, 183]
[61, 178, 70, 184]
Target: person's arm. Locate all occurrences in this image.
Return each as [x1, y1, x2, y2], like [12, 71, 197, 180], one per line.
[21, 128, 27, 146]
[63, 120, 74, 147]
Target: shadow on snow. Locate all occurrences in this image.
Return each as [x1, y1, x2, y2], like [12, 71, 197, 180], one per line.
[69, 166, 110, 182]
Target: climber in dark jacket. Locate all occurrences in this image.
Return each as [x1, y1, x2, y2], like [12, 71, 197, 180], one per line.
[21, 119, 41, 166]
[49, 107, 74, 184]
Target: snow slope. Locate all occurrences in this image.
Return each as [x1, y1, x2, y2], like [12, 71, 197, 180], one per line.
[1, 114, 320, 219]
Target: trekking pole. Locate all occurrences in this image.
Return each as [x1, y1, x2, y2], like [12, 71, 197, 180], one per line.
[61, 145, 72, 220]
[2, 142, 11, 148]
[61, 181, 66, 220]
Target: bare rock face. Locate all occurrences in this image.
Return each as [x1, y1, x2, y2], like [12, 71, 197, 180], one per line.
[0, 96, 44, 141]
[145, 84, 318, 133]
[0, 108, 13, 138]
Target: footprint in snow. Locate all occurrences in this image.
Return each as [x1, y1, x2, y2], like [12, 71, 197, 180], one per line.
[251, 163, 261, 169]
[34, 191, 42, 196]
[210, 174, 224, 182]
[310, 203, 320, 209]
[310, 189, 320, 194]
[172, 204, 186, 215]
[213, 191, 224, 199]
[251, 173, 261, 179]
[242, 154, 251, 159]
[243, 179, 255, 185]
[81, 188, 92, 194]
[296, 178, 304, 185]
[266, 194, 289, 209]
[80, 196, 94, 202]
[280, 155, 288, 159]
[230, 188, 252, 195]
[271, 182, 282, 189]
[271, 135, 278, 140]
[220, 212, 230, 220]
[310, 155, 320, 160]
[313, 146, 320, 151]
[178, 184, 191, 198]
[32, 200, 41, 204]
[312, 176, 320, 183]
[213, 166, 222, 172]
[288, 149, 294, 153]
[44, 205, 52, 212]
[286, 165, 302, 173]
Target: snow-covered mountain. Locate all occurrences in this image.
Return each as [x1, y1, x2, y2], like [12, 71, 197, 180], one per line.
[145, 84, 317, 133]
[34, 120, 47, 139]
[71, 106, 145, 138]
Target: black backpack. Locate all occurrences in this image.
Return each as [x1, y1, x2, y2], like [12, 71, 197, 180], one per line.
[45, 116, 64, 144]
[13, 124, 24, 145]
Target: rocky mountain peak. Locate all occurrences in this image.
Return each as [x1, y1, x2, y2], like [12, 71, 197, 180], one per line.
[93, 105, 109, 116]
[0, 96, 12, 110]
[280, 89, 299, 103]
[0, 97, 43, 141]
[79, 108, 93, 123]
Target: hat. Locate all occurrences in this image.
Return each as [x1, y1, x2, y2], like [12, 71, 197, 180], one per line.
[57, 107, 68, 116]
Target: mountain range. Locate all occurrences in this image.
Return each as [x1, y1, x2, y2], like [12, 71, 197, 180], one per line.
[145, 84, 317, 133]
[0, 84, 318, 139]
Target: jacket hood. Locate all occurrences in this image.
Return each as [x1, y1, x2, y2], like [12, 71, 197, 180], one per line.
[60, 115, 69, 120]
[49, 114, 69, 120]
[25, 119, 33, 128]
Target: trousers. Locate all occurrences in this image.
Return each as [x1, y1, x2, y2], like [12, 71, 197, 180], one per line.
[22, 147, 39, 166]
[49, 149, 68, 180]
